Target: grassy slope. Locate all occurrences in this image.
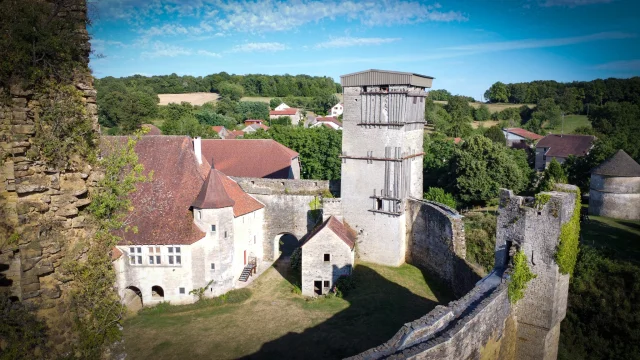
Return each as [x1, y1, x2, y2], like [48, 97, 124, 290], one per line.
[581, 215, 640, 264]
[543, 114, 590, 134]
[123, 262, 451, 360]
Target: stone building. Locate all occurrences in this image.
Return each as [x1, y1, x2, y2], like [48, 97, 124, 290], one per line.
[339, 69, 432, 266]
[502, 127, 542, 149]
[535, 134, 595, 170]
[589, 149, 640, 220]
[269, 108, 302, 125]
[301, 216, 355, 297]
[330, 102, 344, 117]
[110, 136, 266, 307]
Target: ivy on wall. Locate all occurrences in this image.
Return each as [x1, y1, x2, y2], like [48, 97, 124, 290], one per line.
[555, 188, 581, 276]
[508, 250, 537, 304]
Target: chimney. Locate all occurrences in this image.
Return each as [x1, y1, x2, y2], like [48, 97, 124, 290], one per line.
[194, 137, 202, 164]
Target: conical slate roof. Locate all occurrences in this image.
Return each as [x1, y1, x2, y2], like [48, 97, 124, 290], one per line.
[592, 150, 640, 177]
[192, 169, 235, 209]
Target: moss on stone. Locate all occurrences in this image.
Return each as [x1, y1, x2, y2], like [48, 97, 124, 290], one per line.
[508, 250, 537, 304]
[554, 188, 581, 276]
[533, 193, 551, 210]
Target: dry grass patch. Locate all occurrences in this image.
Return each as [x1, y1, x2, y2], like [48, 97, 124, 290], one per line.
[158, 92, 219, 106]
[123, 261, 451, 360]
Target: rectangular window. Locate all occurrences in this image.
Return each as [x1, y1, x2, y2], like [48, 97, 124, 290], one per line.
[148, 246, 154, 254]
[198, 211, 202, 219]
[211, 263, 215, 270]
[149, 256, 154, 264]
[175, 256, 181, 265]
[136, 247, 142, 253]
[129, 256, 135, 265]
[324, 281, 330, 288]
[211, 225, 216, 232]
[137, 256, 142, 264]
[156, 255, 161, 264]
[324, 254, 330, 262]
[129, 247, 134, 254]
[175, 247, 180, 254]
[179, 287, 185, 294]
[169, 256, 174, 265]
[224, 231, 228, 238]
[156, 246, 160, 254]
[168, 247, 173, 253]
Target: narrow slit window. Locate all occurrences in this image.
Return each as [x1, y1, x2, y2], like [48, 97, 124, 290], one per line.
[211, 225, 216, 232]
[211, 263, 215, 270]
[324, 254, 330, 262]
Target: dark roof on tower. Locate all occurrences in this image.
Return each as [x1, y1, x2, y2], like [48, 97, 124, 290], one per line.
[102, 135, 209, 245]
[192, 169, 264, 217]
[536, 134, 595, 158]
[340, 69, 434, 88]
[592, 150, 640, 177]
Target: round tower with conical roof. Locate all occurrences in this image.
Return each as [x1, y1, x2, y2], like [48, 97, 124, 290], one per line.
[589, 149, 640, 220]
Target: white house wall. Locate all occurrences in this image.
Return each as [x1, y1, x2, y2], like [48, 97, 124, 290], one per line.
[231, 209, 265, 280]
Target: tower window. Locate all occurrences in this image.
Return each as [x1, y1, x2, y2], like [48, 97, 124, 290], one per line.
[211, 263, 215, 270]
[179, 287, 185, 294]
[324, 254, 330, 262]
[211, 225, 216, 232]
[376, 198, 383, 210]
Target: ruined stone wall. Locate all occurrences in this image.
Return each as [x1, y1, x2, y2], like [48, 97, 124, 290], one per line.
[0, 0, 100, 354]
[405, 199, 480, 297]
[233, 177, 336, 261]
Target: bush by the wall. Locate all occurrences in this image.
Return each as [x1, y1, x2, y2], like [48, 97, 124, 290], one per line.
[508, 250, 537, 303]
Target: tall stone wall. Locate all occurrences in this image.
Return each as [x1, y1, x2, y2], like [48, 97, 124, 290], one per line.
[405, 199, 481, 296]
[233, 177, 338, 260]
[0, 0, 100, 354]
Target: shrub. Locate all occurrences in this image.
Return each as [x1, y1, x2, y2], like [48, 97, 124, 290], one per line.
[290, 248, 302, 272]
[423, 187, 457, 209]
[464, 212, 497, 272]
[474, 104, 491, 121]
[334, 275, 356, 298]
[555, 187, 581, 276]
[508, 250, 537, 303]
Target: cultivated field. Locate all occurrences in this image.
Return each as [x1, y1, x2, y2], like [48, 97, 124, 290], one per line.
[157, 92, 219, 106]
[434, 101, 535, 114]
[123, 261, 451, 360]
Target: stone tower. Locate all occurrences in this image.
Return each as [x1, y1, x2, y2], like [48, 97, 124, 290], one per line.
[496, 185, 577, 360]
[339, 70, 433, 266]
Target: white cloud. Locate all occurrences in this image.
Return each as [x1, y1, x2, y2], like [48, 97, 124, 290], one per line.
[228, 42, 287, 53]
[197, 49, 222, 57]
[140, 21, 215, 38]
[93, 1, 466, 33]
[539, 0, 614, 7]
[314, 37, 401, 49]
[593, 59, 640, 71]
[90, 38, 126, 52]
[442, 32, 636, 52]
[141, 41, 193, 58]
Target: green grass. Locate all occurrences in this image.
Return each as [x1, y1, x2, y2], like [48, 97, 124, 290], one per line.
[544, 114, 590, 134]
[123, 262, 451, 360]
[240, 96, 272, 103]
[581, 215, 640, 264]
[433, 101, 534, 114]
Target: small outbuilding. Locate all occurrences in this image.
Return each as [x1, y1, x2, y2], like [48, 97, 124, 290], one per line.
[301, 216, 355, 297]
[589, 149, 640, 220]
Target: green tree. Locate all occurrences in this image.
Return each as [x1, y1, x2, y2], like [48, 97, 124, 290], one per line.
[161, 115, 220, 138]
[218, 81, 244, 101]
[422, 133, 457, 191]
[487, 82, 510, 103]
[535, 98, 562, 128]
[484, 125, 506, 144]
[473, 104, 491, 121]
[270, 97, 283, 109]
[97, 87, 159, 133]
[443, 96, 473, 137]
[428, 89, 452, 101]
[423, 187, 456, 209]
[236, 101, 269, 120]
[538, 158, 567, 192]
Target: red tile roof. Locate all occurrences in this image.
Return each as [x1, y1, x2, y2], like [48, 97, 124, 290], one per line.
[229, 130, 244, 138]
[102, 135, 209, 245]
[505, 128, 543, 141]
[142, 124, 162, 135]
[537, 134, 595, 158]
[301, 216, 356, 250]
[200, 139, 299, 179]
[316, 116, 342, 126]
[192, 169, 264, 217]
[269, 108, 298, 116]
[211, 126, 226, 134]
[244, 119, 264, 125]
[111, 247, 123, 261]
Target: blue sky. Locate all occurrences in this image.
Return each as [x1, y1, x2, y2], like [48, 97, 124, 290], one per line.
[90, 0, 640, 99]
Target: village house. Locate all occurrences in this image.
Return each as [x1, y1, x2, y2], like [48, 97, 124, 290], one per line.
[301, 216, 355, 297]
[244, 119, 265, 126]
[242, 123, 270, 133]
[535, 134, 595, 170]
[274, 102, 290, 111]
[269, 108, 302, 126]
[200, 139, 300, 179]
[211, 126, 232, 139]
[310, 116, 343, 130]
[110, 136, 266, 307]
[502, 127, 543, 149]
[330, 102, 344, 117]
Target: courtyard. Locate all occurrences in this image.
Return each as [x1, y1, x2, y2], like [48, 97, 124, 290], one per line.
[122, 261, 452, 359]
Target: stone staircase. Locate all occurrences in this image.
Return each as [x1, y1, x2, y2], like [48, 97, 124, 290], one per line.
[239, 257, 257, 282]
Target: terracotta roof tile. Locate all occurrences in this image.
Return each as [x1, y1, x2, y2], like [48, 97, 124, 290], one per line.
[301, 216, 356, 249]
[537, 134, 595, 158]
[504, 128, 543, 141]
[141, 124, 162, 135]
[200, 139, 298, 179]
[192, 170, 235, 209]
[102, 135, 209, 245]
[316, 116, 342, 126]
[111, 247, 123, 261]
[592, 149, 640, 177]
[270, 108, 298, 116]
